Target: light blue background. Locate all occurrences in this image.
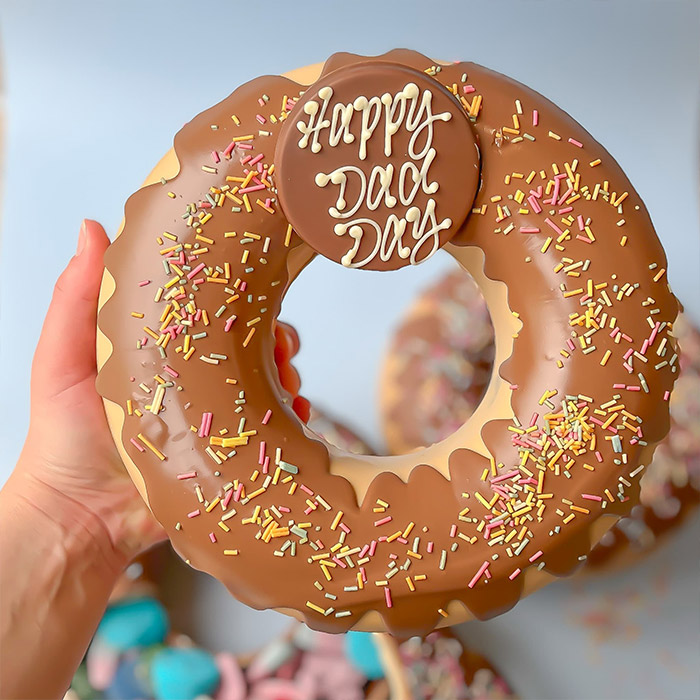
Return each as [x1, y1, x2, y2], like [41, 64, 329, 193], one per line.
[1, 2, 698, 699]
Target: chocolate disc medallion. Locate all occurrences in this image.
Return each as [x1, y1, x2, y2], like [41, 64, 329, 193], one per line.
[275, 61, 480, 270]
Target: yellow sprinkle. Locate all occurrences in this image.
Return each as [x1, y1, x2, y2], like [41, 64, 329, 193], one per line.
[137, 433, 166, 460]
[223, 549, 239, 555]
[243, 327, 256, 347]
[331, 511, 344, 531]
[305, 601, 325, 615]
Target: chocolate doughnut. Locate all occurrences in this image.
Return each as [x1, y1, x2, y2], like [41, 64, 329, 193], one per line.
[97, 50, 679, 636]
[381, 270, 699, 570]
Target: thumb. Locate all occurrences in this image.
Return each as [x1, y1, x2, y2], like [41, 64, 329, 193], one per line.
[32, 220, 110, 401]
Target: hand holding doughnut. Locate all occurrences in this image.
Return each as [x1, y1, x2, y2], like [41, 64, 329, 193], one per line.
[97, 50, 680, 636]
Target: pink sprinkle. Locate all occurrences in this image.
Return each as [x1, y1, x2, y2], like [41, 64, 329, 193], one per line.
[582, 494, 603, 501]
[249, 153, 264, 166]
[463, 84, 475, 94]
[222, 489, 234, 509]
[529, 550, 543, 563]
[187, 262, 206, 280]
[450, 524, 457, 538]
[664, 391, 670, 401]
[177, 471, 197, 480]
[278, 506, 291, 513]
[627, 385, 641, 392]
[492, 470, 520, 484]
[384, 587, 393, 608]
[238, 183, 266, 194]
[211, 150, 220, 163]
[262, 456, 270, 474]
[339, 523, 351, 534]
[163, 365, 179, 378]
[520, 226, 541, 234]
[359, 567, 367, 584]
[224, 317, 236, 332]
[559, 206, 574, 214]
[427, 541, 434, 553]
[209, 532, 217, 543]
[369, 540, 377, 557]
[613, 383, 626, 389]
[568, 137, 583, 148]
[238, 143, 253, 150]
[544, 217, 564, 235]
[509, 384, 519, 390]
[300, 484, 314, 496]
[255, 114, 266, 124]
[259, 441, 267, 465]
[198, 412, 213, 438]
[577, 215, 585, 231]
[239, 281, 248, 292]
[389, 553, 398, 560]
[223, 141, 236, 157]
[130, 438, 145, 452]
[359, 544, 369, 558]
[468, 561, 490, 589]
[241, 155, 252, 165]
[509, 568, 522, 580]
[528, 195, 542, 214]
[138, 279, 151, 287]
[262, 409, 272, 425]
[623, 348, 634, 360]
[532, 109, 539, 126]
[530, 412, 539, 427]
[595, 451, 604, 462]
[333, 557, 347, 569]
[374, 516, 392, 527]
[187, 510, 200, 518]
[234, 483, 244, 502]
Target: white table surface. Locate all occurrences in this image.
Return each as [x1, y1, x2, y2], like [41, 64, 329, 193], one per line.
[1, 2, 699, 698]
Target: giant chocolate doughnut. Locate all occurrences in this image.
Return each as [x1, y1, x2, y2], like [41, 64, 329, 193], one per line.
[97, 50, 680, 636]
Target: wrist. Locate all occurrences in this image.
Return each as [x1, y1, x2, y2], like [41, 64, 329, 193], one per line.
[3, 467, 128, 580]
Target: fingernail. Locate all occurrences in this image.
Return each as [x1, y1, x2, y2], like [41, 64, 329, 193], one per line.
[76, 220, 88, 255]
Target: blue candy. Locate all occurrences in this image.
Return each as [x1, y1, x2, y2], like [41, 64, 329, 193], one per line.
[97, 597, 169, 651]
[344, 631, 384, 680]
[105, 657, 151, 700]
[150, 647, 221, 700]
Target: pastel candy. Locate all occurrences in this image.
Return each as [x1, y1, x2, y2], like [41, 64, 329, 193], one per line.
[105, 657, 151, 700]
[86, 637, 120, 690]
[246, 638, 296, 681]
[247, 678, 310, 700]
[70, 664, 97, 700]
[150, 647, 221, 700]
[97, 597, 169, 651]
[344, 632, 384, 680]
[214, 653, 246, 700]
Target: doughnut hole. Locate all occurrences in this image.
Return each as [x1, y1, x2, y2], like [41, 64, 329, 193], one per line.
[280, 250, 496, 455]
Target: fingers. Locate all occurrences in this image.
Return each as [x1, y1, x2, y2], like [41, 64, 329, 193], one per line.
[32, 220, 110, 400]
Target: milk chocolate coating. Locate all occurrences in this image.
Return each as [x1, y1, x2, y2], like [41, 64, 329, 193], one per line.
[97, 50, 679, 636]
[382, 270, 699, 570]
